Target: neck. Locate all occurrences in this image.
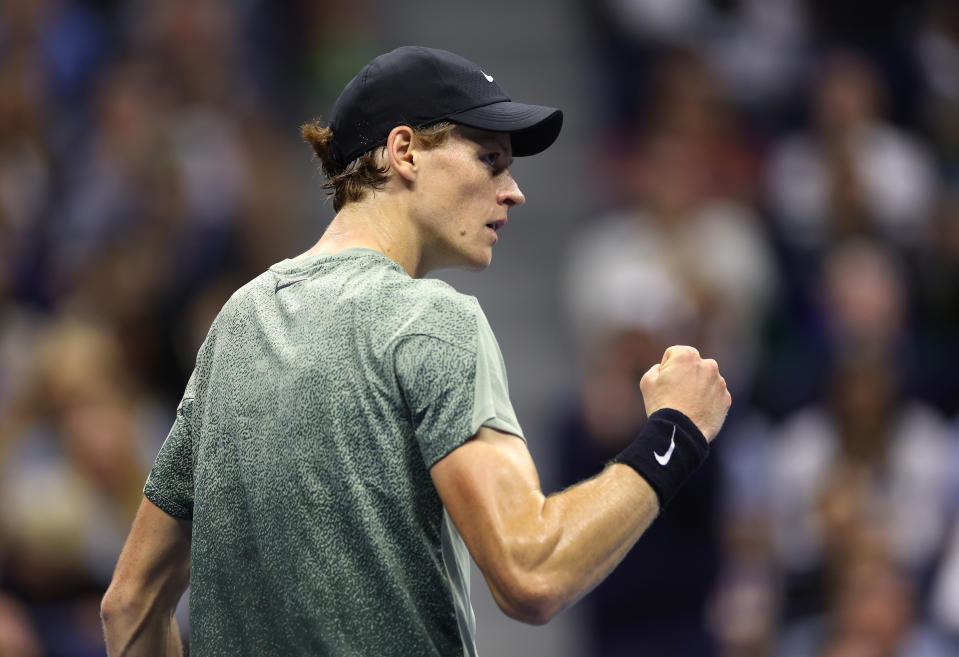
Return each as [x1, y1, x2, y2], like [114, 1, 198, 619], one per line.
[303, 196, 428, 278]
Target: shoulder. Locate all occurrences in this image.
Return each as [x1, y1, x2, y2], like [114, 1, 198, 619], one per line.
[208, 272, 273, 332]
[180, 272, 273, 379]
[394, 279, 486, 351]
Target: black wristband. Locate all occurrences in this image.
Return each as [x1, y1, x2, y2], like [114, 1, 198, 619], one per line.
[613, 408, 709, 510]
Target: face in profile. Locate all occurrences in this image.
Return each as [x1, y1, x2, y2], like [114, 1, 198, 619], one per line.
[410, 127, 525, 273]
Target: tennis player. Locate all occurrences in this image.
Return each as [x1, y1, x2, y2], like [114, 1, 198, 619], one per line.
[101, 46, 730, 656]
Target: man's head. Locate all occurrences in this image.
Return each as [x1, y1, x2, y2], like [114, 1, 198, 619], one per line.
[302, 46, 562, 212]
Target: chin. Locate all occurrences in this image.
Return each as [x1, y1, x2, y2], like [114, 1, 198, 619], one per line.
[467, 250, 494, 271]
[433, 243, 493, 273]
[453, 257, 490, 273]
[448, 246, 493, 272]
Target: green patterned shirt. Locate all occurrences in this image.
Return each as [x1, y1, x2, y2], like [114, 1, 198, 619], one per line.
[145, 248, 524, 656]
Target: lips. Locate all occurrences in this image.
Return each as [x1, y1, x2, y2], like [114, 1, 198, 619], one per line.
[485, 219, 507, 232]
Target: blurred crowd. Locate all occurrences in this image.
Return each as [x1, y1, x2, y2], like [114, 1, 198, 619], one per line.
[0, 0, 957, 656]
[0, 0, 378, 653]
[560, 0, 959, 656]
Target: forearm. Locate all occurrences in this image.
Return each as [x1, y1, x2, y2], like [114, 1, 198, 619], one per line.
[102, 590, 183, 657]
[103, 497, 191, 657]
[497, 410, 711, 620]
[489, 463, 659, 622]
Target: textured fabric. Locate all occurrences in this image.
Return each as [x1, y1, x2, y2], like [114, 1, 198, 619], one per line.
[613, 408, 709, 509]
[144, 247, 523, 656]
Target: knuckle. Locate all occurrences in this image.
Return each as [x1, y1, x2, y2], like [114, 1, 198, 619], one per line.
[671, 345, 698, 361]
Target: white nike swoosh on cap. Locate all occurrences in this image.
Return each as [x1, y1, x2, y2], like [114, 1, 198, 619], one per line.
[480, 71, 494, 82]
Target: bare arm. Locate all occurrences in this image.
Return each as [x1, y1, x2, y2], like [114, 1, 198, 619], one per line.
[102, 497, 191, 657]
[432, 427, 658, 624]
[430, 345, 730, 625]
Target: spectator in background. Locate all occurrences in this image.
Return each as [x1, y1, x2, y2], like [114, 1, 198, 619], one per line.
[0, 593, 42, 657]
[0, 318, 166, 656]
[915, 0, 959, 355]
[0, 45, 49, 415]
[911, 173, 959, 417]
[930, 496, 959, 647]
[767, 50, 938, 254]
[567, 129, 777, 396]
[714, 237, 959, 655]
[765, 242, 955, 619]
[128, 0, 249, 278]
[0, 45, 56, 307]
[0, 1, 321, 654]
[54, 55, 298, 387]
[560, 51, 777, 657]
[775, 539, 952, 657]
[54, 57, 179, 301]
[755, 50, 945, 416]
[0, 0, 110, 111]
[598, 49, 765, 208]
[581, 0, 809, 138]
[643, 49, 764, 205]
[127, 0, 244, 108]
[707, 520, 780, 657]
[916, 0, 959, 185]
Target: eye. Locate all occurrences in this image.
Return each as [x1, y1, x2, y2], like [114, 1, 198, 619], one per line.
[481, 152, 499, 168]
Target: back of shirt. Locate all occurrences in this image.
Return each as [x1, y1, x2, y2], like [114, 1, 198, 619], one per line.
[144, 248, 523, 656]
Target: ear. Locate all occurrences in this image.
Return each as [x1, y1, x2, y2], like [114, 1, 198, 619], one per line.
[385, 125, 417, 183]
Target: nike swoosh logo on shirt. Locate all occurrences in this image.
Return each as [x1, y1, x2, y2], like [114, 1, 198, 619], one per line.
[654, 425, 677, 466]
[275, 278, 307, 293]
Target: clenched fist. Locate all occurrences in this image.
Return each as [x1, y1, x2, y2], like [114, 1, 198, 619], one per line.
[639, 346, 731, 441]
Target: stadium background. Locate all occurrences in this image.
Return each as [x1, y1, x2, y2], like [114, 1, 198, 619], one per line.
[1, 0, 958, 655]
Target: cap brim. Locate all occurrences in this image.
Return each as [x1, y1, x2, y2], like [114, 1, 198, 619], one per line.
[447, 102, 563, 157]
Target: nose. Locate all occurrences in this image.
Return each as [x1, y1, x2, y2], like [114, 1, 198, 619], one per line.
[497, 170, 525, 208]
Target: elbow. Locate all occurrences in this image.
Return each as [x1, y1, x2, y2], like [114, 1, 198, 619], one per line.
[100, 586, 125, 627]
[490, 572, 565, 626]
[101, 583, 141, 630]
[511, 602, 561, 627]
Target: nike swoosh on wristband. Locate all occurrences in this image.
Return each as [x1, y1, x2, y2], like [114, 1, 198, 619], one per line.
[654, 425, 677, 466]
[275, 278, 307, 293]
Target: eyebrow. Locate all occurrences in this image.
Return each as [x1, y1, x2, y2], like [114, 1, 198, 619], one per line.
[462, 128, 513, 165]
[478, 140, 513, 169]
[487, 139, 514, 169]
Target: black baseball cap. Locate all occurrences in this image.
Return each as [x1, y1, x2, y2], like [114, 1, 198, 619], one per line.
[328, 46, 563, 165]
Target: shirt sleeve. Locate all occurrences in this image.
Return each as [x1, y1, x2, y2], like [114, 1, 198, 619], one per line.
[144, 387, 196, 520]
[394, 307, 524, 469]
[144, 314, 225, 519]
[143, 321, 215, 520]
[470, 310, 523, 440]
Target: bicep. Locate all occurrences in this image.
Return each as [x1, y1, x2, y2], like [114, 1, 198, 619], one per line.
[430, 427, 552, 577]
[431, 426, 659, 624]
[109, 497, 191, 606]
